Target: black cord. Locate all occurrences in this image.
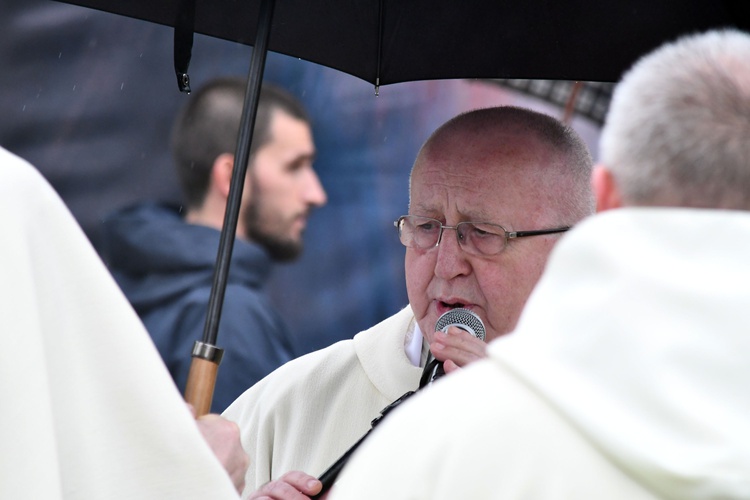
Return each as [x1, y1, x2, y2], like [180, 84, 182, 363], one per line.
[311, 355, 442, 498]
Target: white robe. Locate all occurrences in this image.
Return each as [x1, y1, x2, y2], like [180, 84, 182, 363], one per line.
[0, 147, 240, 499]
[222, 305, 422, 495]
[331, 208, 750, 499]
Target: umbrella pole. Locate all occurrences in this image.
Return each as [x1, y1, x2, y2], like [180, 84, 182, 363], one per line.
[562, 81, 583, 124]
[184, 0, 276, 416]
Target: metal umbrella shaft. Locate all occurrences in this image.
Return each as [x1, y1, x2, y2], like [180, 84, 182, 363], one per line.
[183, 0, 276, 416]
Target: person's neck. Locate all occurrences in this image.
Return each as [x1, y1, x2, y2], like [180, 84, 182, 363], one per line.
[184, 201, 246, 239]
[184, 206, 219, 229]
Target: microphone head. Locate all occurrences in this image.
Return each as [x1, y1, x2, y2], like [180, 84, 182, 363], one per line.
[435, 308, 486, 342]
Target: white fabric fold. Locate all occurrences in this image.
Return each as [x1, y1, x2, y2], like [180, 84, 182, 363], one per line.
[495, 208, 750, 499]
[331, 207, 750, 500]
[0, 147, 239, 499]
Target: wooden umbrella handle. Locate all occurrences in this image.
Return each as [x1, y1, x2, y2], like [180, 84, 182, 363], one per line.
[184, 341, 224, 417]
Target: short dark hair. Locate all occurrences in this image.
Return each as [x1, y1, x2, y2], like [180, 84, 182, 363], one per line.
[171, 78, 309, 208]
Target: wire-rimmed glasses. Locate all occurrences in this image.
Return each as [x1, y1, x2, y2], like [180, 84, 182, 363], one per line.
[394, 215, 570, 256]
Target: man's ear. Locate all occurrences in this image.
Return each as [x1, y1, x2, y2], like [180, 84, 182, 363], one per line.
[210, 153, 236, 199]
[592, 164, 623, 212]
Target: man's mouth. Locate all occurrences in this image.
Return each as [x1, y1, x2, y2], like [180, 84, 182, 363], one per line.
[439, 300, 467, 309]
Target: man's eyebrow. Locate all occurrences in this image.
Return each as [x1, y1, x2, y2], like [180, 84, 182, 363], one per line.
[408, 204, 498, 222]
[289, 151, 316, 164]
[407, 203, 438, 215]
[463, 211, 498, 222]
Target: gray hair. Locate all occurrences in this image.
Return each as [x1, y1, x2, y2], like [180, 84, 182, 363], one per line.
[600, 29, 750, 209]
[410, 106, 595, 222]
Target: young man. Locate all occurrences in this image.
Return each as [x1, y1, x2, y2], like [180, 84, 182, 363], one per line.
[101, 79, 327, 412]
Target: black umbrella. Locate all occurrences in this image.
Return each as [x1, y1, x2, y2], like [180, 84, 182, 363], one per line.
[58, 0, 749, 87]
[55, 0, 750, 416]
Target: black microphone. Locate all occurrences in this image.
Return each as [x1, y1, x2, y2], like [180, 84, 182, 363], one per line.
[420, 308, 486, 387]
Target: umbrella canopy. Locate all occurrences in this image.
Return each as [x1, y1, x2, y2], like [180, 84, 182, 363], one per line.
[52, 0, 750, 416]
[58, 0, 749, 88]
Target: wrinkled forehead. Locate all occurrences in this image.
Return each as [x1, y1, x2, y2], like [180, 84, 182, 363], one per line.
[409, 132, 562, 225]
[417, 124, 557, 172]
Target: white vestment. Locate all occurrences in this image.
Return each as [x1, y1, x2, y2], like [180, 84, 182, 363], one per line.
[222, 305, 422, 495]
[0, 147, 240, 499]
[331, 208, 750, 499]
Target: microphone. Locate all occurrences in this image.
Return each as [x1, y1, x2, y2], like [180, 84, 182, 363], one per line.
[313, 308, 485, 498]
[420, 308, 486, 387]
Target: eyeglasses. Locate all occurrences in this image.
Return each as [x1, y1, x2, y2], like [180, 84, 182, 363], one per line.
[394, 215, 570, 256]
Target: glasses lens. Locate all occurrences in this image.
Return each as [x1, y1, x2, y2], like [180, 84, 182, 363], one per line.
[400, 216, 441, 249]
[457, 222, 507, 255]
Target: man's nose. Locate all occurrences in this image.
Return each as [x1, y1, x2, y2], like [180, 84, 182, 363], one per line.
[433, 226, 471, 279]
[304, 169, 327, 207]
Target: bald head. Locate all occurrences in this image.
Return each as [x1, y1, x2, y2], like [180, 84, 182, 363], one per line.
[412, 106, 594, 223]
[404, 106, 594, 341]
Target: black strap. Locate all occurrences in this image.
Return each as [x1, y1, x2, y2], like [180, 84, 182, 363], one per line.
[311, 356, 440, 498]
[173, 0, 195, 93]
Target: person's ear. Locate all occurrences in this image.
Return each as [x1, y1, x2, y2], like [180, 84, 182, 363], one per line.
[592, 164, 623, 212]
[210, 153, 235, 199]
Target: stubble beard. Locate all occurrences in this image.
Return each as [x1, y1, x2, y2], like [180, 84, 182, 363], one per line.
[241, 197, 304, 262]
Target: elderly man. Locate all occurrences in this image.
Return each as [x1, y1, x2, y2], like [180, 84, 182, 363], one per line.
[223, 105, 594, 498]
[330, 29, 750, 500]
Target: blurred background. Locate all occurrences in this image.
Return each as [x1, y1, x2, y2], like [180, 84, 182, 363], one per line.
[0, 0, 606, 357]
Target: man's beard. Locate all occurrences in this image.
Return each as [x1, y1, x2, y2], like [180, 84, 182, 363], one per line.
[240, 199, 304, 262]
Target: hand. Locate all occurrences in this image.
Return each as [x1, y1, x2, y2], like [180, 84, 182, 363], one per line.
[247, 470, 323, 499]
[429, 325, 487, 374]
[194, 411, 249, 494]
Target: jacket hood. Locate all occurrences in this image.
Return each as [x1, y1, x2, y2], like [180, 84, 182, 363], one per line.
[491, 208, 750, 500]
[100, 203, 274, 310]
